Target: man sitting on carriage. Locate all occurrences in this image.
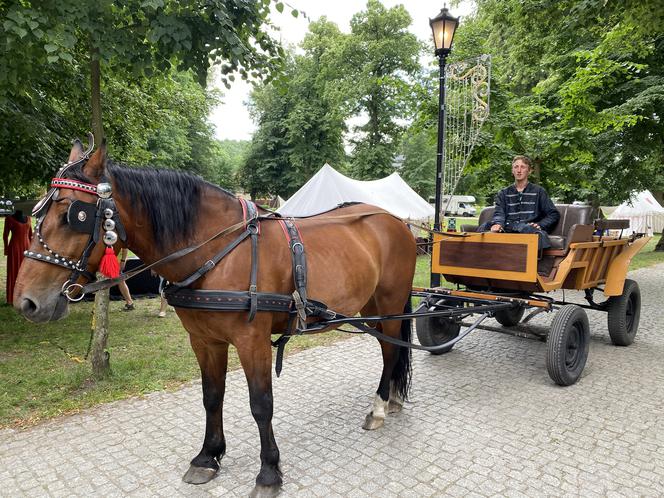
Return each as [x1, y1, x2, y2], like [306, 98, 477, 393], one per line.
[478, 155, 560, 250]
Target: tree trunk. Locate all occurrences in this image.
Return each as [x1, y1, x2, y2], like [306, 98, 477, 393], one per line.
[90, 53, 103, 145]
[91, 287, 111, 378]
[89, 48, 111, 377]
[655, 232, 664, 252]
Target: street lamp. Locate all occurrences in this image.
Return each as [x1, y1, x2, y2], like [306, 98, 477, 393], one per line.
[430, 6, 459, 288]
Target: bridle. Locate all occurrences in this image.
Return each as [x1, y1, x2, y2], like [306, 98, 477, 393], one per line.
[26, 136, 126, 302]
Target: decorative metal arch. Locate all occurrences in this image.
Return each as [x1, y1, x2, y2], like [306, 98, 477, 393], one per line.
[441, 54, 491, 214]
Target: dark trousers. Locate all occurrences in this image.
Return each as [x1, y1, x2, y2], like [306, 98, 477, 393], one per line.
[477, 221, 552, 250]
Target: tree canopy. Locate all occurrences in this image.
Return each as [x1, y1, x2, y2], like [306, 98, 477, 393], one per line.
[0, 0, 283, 195]
[240, 1, 422, 197]
[441, 0, 664, 205]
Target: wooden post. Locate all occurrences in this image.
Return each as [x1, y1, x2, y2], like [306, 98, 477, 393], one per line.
[91, 286, 111, 378]
[89, 47, 111, 377]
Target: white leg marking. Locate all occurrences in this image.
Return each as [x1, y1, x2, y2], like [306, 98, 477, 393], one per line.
[362, 394, 388, 430]
[388, 382, 404, 414]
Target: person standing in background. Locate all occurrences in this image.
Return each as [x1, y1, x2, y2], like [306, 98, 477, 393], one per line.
[3, 210, 32, 305]
[117, 247, 135, 311]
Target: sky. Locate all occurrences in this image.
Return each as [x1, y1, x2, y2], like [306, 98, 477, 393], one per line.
[209, 1, 475, 142]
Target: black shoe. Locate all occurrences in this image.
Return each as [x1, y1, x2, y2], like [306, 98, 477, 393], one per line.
[123, 303, 135, 311]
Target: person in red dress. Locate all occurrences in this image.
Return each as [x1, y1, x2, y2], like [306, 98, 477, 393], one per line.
[3, 210, 33, 305]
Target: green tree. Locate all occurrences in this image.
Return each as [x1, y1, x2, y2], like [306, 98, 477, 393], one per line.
[344, 0, 422, 179]
[239, 20, 348, 198]
[0, 0, 283, 192]
[438, 0, 664, 206]
[399, 128, 436, 198]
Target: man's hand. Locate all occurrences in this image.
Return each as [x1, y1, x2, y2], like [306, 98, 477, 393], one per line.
[490, 224, 503, 232]
[528, 222, 541, 230]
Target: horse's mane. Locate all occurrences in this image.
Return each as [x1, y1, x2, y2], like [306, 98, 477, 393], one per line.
[62, 159, 234, 251]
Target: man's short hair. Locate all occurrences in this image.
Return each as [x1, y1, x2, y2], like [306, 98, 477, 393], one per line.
[512, 155, 533, 168]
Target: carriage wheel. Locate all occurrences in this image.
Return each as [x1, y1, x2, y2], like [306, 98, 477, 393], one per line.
[546, 305, 590, 386]
[607, 279, 641, 346]
[415, 307, 461, 355]
[494, 303, 525, 327]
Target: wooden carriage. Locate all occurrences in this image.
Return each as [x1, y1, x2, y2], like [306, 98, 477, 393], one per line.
[416, 204, 650, 386]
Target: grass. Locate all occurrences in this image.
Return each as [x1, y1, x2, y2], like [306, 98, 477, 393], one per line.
[1, 213, 662, 428]
[628, 236, 664, 270]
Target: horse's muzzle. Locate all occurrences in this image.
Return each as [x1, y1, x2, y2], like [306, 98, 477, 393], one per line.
[16, 293, 69, 323]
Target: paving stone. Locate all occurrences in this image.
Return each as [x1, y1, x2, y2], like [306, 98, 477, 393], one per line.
[1, 265, 664, 496]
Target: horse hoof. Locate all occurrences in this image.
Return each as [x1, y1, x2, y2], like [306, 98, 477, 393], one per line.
[362, 412, 384, 430]
[249, 484, 281, 498]
[182, 465, 218, 484]
[387, 400, 403, 414]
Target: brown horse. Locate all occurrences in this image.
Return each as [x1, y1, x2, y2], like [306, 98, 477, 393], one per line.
[14, 142, 416, 496]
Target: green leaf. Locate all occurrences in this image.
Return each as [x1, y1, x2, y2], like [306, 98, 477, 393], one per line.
[44, 44, 58, 53]
[47, 55, 59, 63]
[291, 9, 298, 18]
[12, 26, 28, 39]
[276, 2, 284, 13]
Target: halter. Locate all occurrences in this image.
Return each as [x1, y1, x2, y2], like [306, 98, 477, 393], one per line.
[26, 144, 127, 301]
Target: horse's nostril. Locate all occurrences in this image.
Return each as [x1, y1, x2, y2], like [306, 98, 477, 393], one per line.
[20, 297, 38, 316]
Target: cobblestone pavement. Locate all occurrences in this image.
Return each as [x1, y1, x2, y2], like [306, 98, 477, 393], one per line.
[2, 264, 663, 497]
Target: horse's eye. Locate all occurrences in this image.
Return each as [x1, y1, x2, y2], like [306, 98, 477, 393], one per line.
[61, 212, 68, 226]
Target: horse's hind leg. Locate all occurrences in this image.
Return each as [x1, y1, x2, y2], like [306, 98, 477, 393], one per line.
[361, 297, 412, 431]
[183, 340, 229, 485]
[236, 337, 282, 498]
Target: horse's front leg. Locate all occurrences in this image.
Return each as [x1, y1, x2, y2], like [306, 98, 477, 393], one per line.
[183, 339, 229, 485]
[236, 336, 282, 498]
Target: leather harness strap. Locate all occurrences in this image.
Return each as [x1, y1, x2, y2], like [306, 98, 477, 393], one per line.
[167, 199, 262, 322]
[241, 199, 260, 321]
[278, 219, 308, 328]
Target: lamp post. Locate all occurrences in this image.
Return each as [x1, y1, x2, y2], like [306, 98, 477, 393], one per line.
[430, 6, 459, 288]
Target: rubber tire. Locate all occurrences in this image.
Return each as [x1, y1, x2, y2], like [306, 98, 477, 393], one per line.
[416, 312, 461, 355]
[494, 304, 525, 327]
[546, 305, 590, 386]
[607, 279, 640, 346]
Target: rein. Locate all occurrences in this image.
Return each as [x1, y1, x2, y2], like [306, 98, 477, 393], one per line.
[79, 209, 400, 298]
[33, 157, 481, 373]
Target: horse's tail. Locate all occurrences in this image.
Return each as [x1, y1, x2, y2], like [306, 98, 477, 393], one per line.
[391, 296, 412, 401]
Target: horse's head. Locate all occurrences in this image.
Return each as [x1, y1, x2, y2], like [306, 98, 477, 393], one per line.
[14, 139, 122, 322]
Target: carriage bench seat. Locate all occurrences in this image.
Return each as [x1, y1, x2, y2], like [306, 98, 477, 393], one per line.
[460, 204, 599, 253]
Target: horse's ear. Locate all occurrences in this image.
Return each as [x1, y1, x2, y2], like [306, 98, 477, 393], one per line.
[83, 142, 107, 181]
[67, 139, 85, 163]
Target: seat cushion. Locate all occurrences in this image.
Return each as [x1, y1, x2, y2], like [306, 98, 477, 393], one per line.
[550, 204, 595, 237]
[548, 235, 565, 250]
[477, 207, 495, 227]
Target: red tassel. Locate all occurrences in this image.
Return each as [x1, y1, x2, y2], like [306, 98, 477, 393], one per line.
[99, 247, 120, 278]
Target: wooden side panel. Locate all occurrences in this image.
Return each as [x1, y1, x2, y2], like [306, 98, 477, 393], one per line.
[604, 236, 651, 296]
[432, 232, 538, 283]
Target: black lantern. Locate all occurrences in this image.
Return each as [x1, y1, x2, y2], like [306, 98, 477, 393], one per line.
[430, 7, 459, 56]
[430, 6, 459, 288]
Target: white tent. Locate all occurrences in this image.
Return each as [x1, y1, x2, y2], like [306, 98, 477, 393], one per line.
[277, 164, 434, 221]
[608, 190, 664, 235]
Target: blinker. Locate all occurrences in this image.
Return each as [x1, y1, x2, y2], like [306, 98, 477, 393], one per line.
[66, 200, 98, 234]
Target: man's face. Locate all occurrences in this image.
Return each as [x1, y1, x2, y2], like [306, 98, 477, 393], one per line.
[512, 160, 531, 182]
